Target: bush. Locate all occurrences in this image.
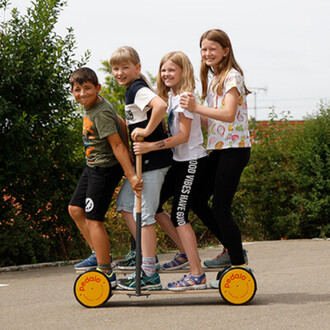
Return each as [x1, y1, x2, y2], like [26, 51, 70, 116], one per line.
[289, 101, 329, 237]
[233, 102, 330, 240]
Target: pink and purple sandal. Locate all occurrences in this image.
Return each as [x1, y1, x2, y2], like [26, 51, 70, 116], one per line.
[161, 252, 189, 270]
[166, 273, 207, 291]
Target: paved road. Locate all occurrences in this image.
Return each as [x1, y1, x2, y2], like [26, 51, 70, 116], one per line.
[0, 239, 329, 330]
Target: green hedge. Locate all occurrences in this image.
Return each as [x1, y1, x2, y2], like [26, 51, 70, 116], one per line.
[104, 102, 329, 258]
[232, 102, 329, 240]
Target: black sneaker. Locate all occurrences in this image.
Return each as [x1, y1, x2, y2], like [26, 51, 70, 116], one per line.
[117, 250, 137, 270]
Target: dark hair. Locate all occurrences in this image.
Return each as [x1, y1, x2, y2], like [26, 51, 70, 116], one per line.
[69, 67, 99, 89]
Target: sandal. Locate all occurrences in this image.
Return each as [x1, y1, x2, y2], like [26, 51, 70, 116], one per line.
[166, 273, 206, 291]
[162, 252, 189, 270]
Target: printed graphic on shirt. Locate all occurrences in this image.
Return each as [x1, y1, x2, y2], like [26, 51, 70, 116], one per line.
[167, 104, 178, 135]
[125, 103, 148, 124]
[83, 116, 95, 160]
[125, 109, 134, 121]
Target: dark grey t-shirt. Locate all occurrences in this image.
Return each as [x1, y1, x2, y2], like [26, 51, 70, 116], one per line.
[83, 97, 122, 168]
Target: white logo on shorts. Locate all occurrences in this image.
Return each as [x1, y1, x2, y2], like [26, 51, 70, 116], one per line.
[85, 198, 94, 212]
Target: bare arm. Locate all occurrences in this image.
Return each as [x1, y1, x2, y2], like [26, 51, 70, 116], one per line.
[200, 115, 208, 129]
[117, 114, 134, 164]
[180, 88, 239, 123]
[107, 133, 143, 197]
[117, 114, 129, 149]
[133, 113, 191, 155]
[131, 96, 167, 141]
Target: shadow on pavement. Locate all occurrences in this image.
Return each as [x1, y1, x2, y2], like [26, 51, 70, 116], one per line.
[98, 291, 330, 308]
[254, 292, 330, 305]
[101, 295, 251, 308]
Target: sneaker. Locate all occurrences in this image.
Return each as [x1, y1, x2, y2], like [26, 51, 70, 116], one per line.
[117, 270, 162, 291]
[166, 273, 207, 291]
[123, 249, 136, 260]
[209, 280, 219, 289]
[161, 252, 189, 270]
[96, 267, 117, 288]
[204, 248, 248, 268]
[117, 250, 136, 270]
[117, 250, 160, 271]
[75, 253, 97, 272]
[75, 253, 115, 272]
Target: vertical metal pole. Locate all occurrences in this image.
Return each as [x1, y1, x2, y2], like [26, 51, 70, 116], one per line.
[254, 91, 257, 120]
[135, 142, 143, 296]
[249, 86, 267, 121]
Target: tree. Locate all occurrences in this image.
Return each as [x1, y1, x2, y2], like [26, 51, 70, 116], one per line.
[99, 60, 126, 119]
[0, 0, 89, 266]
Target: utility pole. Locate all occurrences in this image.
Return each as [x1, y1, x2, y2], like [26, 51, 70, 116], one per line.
[249, 87, 267, 120]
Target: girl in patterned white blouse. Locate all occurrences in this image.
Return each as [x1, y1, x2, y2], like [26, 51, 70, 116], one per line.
[180, 29, 250, 277]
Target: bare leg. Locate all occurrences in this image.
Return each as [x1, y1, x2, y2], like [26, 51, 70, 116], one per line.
[156, 211, 185, 253]
[68, 205, 93, 249]
[121, 211, 136, 239]
[141, 224, 157, 258]
[177, 223, 203, 275]
[86, 219, 111, 266]
[121, 211, 157, 258]
[122, 210, 185, 254]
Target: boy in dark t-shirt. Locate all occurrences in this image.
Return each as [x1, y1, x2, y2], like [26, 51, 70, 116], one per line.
[68, 67, 143, 287]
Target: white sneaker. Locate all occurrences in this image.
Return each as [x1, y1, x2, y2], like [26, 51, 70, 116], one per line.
[209, 280, 219, 289]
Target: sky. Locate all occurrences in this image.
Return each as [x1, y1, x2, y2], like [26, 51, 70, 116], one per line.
[6, 0, 330, 120]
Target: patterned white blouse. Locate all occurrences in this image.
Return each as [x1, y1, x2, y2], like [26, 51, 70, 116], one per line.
[206, 68, 251, 150]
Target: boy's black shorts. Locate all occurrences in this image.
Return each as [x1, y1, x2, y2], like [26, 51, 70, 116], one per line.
[69, 164, 123, 221]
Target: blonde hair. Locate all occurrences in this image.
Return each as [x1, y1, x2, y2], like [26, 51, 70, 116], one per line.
[199, 29, 250, 100]
[110, 46, 153, 89]
[157, 51, 195, 99]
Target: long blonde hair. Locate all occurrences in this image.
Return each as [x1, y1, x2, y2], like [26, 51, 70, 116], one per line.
[157, 51, 195, 99]
[110, 46, 153, 89]
[200, 29, 250, 100]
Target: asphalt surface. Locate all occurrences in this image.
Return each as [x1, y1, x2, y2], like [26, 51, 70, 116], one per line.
[0, 239, 329, 330]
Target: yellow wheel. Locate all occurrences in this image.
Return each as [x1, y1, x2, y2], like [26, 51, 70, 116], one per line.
[219, 267, 257, 305]
[73, 270, 111, 308]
